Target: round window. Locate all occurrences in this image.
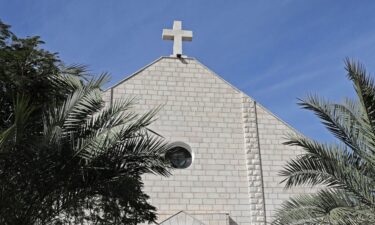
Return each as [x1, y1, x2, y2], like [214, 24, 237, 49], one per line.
[165, 144, 192, 169]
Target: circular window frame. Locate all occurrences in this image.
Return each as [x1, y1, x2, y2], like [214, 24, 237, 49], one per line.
[165, 141, 194, 169]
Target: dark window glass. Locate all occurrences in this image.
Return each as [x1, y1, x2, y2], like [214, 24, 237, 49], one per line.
[165, 146, 192, 169]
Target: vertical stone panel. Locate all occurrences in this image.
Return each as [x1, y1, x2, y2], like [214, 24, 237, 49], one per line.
[241, 95, 266, 225]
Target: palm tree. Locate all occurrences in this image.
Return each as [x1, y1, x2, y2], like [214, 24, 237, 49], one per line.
[0, 21, 171, 225]
[272, 59, 375, 225]
[0, 73, 171, 225]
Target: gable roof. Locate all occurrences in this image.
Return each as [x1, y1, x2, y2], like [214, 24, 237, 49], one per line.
[104, 56, 244, 94]
[104, 56, 303, 136]
[104, 56, 165, 91]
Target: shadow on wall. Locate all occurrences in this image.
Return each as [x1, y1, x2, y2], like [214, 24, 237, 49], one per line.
[178, 57, 189, 64]
[229, 217, 238, 225]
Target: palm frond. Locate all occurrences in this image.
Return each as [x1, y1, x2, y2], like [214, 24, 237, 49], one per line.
[83, 98, 137, 133]
[275, 60, 375, 224]
[282, 135, 375, 206]
[273, 189, 374, 225]
[0, 95, 35, 148]
[71, 105, 161, 162]
[299, 95, 375, 163]
[44, 87, 103, 141]
[345, 58, 375, 137]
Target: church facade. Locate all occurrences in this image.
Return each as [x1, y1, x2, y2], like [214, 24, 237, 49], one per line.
[103, 21, 311, 225]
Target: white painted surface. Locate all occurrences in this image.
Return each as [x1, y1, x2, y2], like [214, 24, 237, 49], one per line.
[162, 21, 193, 57]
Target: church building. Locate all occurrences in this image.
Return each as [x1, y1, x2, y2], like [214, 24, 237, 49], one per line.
[103, 21, 311, 225]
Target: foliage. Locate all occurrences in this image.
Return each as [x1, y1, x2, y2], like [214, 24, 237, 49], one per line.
[272, 59, 375, 225]
[0, 20, 171, 225]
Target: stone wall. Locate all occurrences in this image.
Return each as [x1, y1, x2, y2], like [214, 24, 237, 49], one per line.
[256, 105, 313, 222]
[104, 57, 253, 225]
[103, 56, 314, 224]
[241, 95, 266, 225]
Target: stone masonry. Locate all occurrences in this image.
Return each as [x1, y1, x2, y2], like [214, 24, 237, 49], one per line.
[103, 56, 313, 224]
[256, 105, 314, 220]
[241, 95, 266, 225]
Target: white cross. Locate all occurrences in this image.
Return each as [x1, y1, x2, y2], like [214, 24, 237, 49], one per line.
[162, 21, 193, 57]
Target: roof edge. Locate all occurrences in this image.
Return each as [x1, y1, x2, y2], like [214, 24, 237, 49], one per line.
[104, 55, 305, 138]
[255, 101, 305, 137]
[193, 57, 305, 137]
[104, 56, 195, 91]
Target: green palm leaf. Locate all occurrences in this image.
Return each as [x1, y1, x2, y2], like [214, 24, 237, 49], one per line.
[273, 60, 375, 224]
[273, 189, 375, 225]
[1, 69, 170, 224]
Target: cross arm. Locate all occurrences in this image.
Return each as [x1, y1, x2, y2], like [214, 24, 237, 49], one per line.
[181, 30, 193, 41]
[162, 29, 174, 40]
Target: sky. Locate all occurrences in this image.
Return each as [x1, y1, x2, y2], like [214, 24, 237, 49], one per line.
[2, 0, 375, 142]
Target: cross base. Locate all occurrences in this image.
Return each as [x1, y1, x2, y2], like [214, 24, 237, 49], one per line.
[171, 54, 188, 58]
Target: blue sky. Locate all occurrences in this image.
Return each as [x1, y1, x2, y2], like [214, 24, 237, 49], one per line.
[2, 0, 375, 142]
